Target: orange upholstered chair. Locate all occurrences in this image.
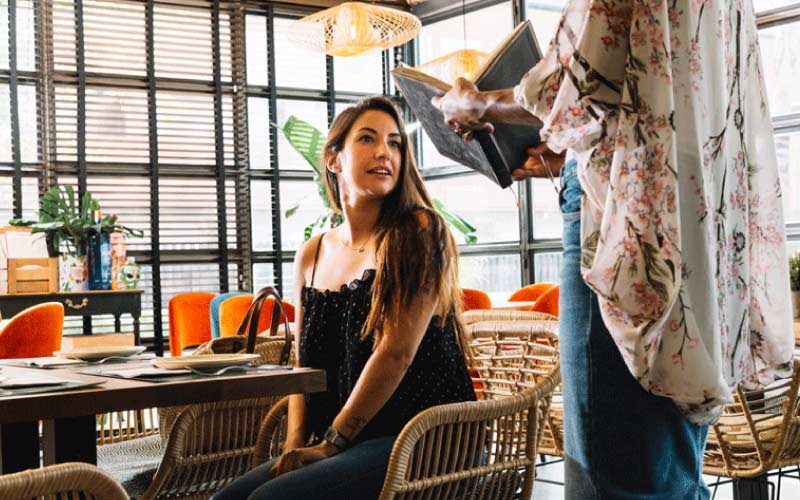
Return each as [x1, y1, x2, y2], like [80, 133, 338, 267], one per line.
[531, 284, 559, 317]
[461, 288, 492, 311]
[0, 302, 64, 359]
[168, 292, 216, 357]
[218, 295, 295, 338]
[508, 282, 556, 302]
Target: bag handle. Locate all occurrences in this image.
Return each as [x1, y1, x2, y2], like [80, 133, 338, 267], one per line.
[235, 286, 292, 365]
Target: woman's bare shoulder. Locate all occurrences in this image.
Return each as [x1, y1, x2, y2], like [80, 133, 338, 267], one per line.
[294, 233, 326, 281]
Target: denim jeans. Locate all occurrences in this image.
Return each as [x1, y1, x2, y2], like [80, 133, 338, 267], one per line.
[558, 160, 710, 500]
[211, 435, 395, 500]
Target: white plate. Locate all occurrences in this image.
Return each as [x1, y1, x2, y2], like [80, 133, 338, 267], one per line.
[0, 376, 66, 388]
[53, 346, 146, 361]
[152, 354, 260, 371]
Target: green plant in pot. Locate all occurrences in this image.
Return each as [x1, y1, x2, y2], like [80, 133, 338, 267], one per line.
[789, 252, 800, 319]
[29, 185, 143, 291]
[282, 116, 477, 244]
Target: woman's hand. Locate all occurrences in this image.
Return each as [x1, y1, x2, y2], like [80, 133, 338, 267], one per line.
[431, 78, 495, 137]
[512, 143, 566, 181]
[268, 441, 339, 478]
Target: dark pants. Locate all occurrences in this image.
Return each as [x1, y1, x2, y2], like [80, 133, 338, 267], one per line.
[559, 160, 710, 500]
[211, 435, 396, 500]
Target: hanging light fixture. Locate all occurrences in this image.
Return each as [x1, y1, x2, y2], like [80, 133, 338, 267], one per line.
[415, 0, 486, 84]
[289, 2, 421, 57]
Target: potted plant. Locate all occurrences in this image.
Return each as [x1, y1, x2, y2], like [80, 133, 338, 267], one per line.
[790, 252, 800, 319]
[28, 185, 142, 291]
[282, 116, 478, 244]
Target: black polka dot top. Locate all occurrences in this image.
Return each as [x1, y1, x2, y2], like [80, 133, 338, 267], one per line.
[299, 233, 477, 445]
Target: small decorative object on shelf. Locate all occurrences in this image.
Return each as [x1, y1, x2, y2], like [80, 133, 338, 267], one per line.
[789, 252, 800, 319]
[120, 257, 140, 290]
[110, 232, 127, 290]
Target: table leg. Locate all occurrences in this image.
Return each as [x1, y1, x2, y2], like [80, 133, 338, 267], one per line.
[114, 314, 121, 333]
[133, 314, 141, 347]
[42, 415, 97, 466]
[83, 315, 92, 335]
[0, 421, 39, 474]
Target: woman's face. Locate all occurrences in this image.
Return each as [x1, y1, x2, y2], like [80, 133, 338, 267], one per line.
[329, 109, 403, 205]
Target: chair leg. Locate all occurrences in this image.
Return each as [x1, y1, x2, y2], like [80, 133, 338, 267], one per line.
[710, 477, 720, 500]
[776, 467, 782, 500]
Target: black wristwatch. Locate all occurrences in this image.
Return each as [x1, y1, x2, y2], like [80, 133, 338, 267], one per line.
[323, 425, 350, 451]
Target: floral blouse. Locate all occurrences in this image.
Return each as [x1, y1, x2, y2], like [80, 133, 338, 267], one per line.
[515, 0, 794, 424]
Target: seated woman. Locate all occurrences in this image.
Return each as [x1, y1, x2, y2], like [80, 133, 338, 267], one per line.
[213, 96, 476, 500]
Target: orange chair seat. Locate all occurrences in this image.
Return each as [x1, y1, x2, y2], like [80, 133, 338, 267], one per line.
[219, 295, 295, 338]
[0, 302, 64, 359]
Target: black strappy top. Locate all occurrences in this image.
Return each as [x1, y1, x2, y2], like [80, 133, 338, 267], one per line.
[299, 232, 476, 444]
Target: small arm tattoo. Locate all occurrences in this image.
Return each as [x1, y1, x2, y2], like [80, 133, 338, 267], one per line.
[344, 415, 368, 435]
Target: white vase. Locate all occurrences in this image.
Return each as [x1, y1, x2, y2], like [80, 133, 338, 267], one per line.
[59, 253, 88, 292]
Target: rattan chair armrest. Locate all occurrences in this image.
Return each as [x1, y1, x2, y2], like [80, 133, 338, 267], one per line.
[379, 366, 560, 500]
[462, 309, 557, 325]
[253, 396, 291, 467]
[0, 462, 129, 500]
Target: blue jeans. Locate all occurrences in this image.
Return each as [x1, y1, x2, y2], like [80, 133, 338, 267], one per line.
[211, 435, 395, 500]
[558, 160, 710, 500]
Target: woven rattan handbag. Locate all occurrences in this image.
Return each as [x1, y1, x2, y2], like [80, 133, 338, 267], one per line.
[159, 286, 293, 442]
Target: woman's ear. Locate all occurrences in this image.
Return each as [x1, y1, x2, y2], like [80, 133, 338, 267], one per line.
[324, 150, 341, 173]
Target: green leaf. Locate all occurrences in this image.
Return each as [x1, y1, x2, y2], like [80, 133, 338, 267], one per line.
[283, 116, 326, 175]
[285, 203, 301, 219]
[303, 222, 315, 242]
[432, 198, 477, 244]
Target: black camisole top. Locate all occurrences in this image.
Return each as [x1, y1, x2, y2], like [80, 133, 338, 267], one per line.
[299, 232, 476, 444]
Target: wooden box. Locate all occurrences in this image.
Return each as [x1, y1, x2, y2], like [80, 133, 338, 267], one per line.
[61, 333, 135, 350]
[7, 257, 59, 294]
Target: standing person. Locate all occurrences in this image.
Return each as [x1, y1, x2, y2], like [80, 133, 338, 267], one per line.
[213, 96, 476, 500]
[435, 1, 794, 498]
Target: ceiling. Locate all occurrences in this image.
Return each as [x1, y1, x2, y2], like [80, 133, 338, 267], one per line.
[274, 0, 424, 10]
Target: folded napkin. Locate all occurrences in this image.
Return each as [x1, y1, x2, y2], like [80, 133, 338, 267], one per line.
[97, 367, 191, 379]
[23, 357, 84, 368]
[0, 375, 66, 388]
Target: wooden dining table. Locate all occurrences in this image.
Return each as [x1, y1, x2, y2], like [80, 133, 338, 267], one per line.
[0, 363, 325, 474]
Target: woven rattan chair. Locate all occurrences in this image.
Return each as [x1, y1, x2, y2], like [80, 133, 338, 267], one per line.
[253, 338, 560, 499]
[704, 358, 800, 497]
[463, 310, 564, 459]
[0, 462, 129, 500]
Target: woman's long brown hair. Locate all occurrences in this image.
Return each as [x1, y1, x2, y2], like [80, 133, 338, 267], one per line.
[322, 96, 468, 356]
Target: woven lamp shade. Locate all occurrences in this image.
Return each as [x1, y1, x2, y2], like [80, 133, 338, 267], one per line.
[416, 49, 490, 85]
[289, 2, 421, 57]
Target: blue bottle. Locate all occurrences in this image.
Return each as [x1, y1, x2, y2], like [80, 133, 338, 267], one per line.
[88, 210, 112, 290]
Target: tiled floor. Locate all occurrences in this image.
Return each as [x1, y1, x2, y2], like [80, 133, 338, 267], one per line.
[531, 459, 800, 499]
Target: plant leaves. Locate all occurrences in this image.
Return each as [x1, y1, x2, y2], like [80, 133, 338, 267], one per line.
[283, 116, 326, 175]
[285, 203, 301, 219]
[432, 198, 477, 244]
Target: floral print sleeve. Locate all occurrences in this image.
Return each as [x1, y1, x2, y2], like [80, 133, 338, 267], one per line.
[515, 0, 794, 424]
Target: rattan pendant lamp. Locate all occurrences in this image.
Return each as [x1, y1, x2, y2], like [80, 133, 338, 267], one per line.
[415, 0, 487, 84]
[288, 2, 422, 57]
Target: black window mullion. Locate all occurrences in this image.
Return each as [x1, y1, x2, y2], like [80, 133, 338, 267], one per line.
[8, 0, 22, 218]
[212, 0, 229, 293]
[266, 5, 283, 294]
[325, 54, 334, 127]
[234, 6, 252, 292]
[75, 0, 86, 197]
[146, 0, 163, 356]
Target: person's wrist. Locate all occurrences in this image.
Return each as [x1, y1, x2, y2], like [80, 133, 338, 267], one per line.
[318, 439, 341, 457]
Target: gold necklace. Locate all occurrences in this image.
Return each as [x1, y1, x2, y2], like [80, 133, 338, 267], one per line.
[341, 235, 371, 253]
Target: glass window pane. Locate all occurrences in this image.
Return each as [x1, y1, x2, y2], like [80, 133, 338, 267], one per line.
[279, 180, 328, 251]
[282, 261, 295, 301]
[19, 84, 37, 163]
[534, 251, 562, 283]
[459, 253, 521, 294]
[21, 176, 37, 220]
[417, 2, 514, 63]
[775, 130, 800, 224]
[276, 99, 328, 170]
[248, 97, 270, 169]
[531, 178, 561, 239]
[420, 129, 455, 168]
[335, 50, 384, 94]
[526, 0, 567, 49]
[246, 15, 268, 86]
[425, 174, 520, 243]
[759, 21, 800, 117]
[274, 17, 326, 90]
[754, 0, 800, 11]
[0, 85, 10, 162]
[253, 262, 275, 290]
[251, 179, 273, 251]
[0, 0, 36, 72]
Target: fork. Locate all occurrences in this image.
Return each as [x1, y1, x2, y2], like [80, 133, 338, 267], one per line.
[186, 365, 249, 377]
